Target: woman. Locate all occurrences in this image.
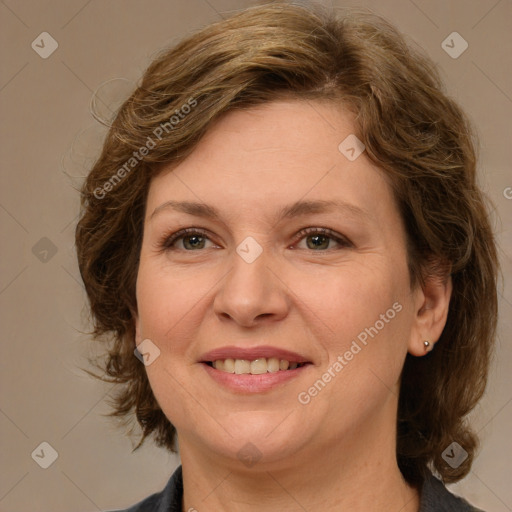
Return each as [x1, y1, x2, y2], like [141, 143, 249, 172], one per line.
[75, 2, 498, 511]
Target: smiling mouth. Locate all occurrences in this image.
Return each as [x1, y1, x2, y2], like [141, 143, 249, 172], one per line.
[204, 358, 310, 375]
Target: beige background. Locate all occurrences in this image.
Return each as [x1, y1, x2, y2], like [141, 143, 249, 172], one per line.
[1, 0, 511, 510]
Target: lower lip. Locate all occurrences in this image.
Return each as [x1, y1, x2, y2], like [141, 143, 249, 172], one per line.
[202, 363, 310, 393]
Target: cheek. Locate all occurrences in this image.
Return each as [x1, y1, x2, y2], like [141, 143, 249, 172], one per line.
[295, 261, 412, 387]
[135, 261, 210, 429]
[135, 259, 210, 349]
[297, 262, 403, 339]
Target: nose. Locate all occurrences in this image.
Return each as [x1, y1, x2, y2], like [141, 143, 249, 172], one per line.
[213, 247, 290, 328]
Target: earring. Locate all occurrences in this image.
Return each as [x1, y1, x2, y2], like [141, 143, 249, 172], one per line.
[424, 340, 433, 353]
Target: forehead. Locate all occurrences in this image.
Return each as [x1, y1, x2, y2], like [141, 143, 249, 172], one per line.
[146, 100, 396, 227]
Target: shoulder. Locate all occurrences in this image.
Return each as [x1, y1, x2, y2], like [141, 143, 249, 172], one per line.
[420, 471, 485, 512]
[107, 465, 183, 512]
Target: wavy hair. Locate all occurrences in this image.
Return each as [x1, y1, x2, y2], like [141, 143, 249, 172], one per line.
[75, 1, 499, 485]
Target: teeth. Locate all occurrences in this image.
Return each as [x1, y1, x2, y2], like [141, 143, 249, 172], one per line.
[223, 358, 235, 373]
[211, 357, 305, 374]
[267, 357, 280, 373]
[234, 359, 251, 375]
[250, 359, 268, 375]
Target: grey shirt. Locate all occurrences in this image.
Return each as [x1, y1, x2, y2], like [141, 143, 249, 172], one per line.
[115, 465, 484, 511]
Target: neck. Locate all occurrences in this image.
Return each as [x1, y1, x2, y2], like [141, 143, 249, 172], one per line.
[179, 402, 420, 512]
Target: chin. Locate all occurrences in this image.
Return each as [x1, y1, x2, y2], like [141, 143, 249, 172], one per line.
[185, 410, 315, 469]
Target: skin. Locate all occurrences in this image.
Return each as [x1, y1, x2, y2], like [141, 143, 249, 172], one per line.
[134, 100, 452, 512]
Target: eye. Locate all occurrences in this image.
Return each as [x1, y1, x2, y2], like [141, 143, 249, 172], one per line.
[160, 228, 217, 251]
[158, 226, 352, 253]
[293, 227, 352, 251]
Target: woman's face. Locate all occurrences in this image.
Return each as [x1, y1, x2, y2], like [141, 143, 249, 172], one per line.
[135, 100, 426, 467]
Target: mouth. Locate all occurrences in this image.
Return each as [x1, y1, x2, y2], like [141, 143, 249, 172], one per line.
[204, 358, 309, 374]
[199, 346, 313, 393]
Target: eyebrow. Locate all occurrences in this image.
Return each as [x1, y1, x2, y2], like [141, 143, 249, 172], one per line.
[150, 199, 370, 224]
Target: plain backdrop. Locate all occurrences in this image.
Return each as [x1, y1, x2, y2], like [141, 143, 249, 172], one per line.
[1, 0, 511, 510]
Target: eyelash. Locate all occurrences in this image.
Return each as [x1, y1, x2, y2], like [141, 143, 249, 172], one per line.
[158, 227, 352, 252]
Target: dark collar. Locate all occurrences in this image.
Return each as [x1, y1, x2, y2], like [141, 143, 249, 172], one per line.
[120, 465, 483, 511]
[120, 465, 182, 511]
[419, 471, 483, 511]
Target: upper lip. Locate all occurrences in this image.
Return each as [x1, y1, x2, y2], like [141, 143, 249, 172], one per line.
[199, 345, 311, 363]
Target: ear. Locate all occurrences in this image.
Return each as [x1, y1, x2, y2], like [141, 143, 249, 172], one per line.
[408, 268, 452, 357]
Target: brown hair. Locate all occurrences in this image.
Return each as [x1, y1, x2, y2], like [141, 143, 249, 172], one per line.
[75, 1, 499, 485]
